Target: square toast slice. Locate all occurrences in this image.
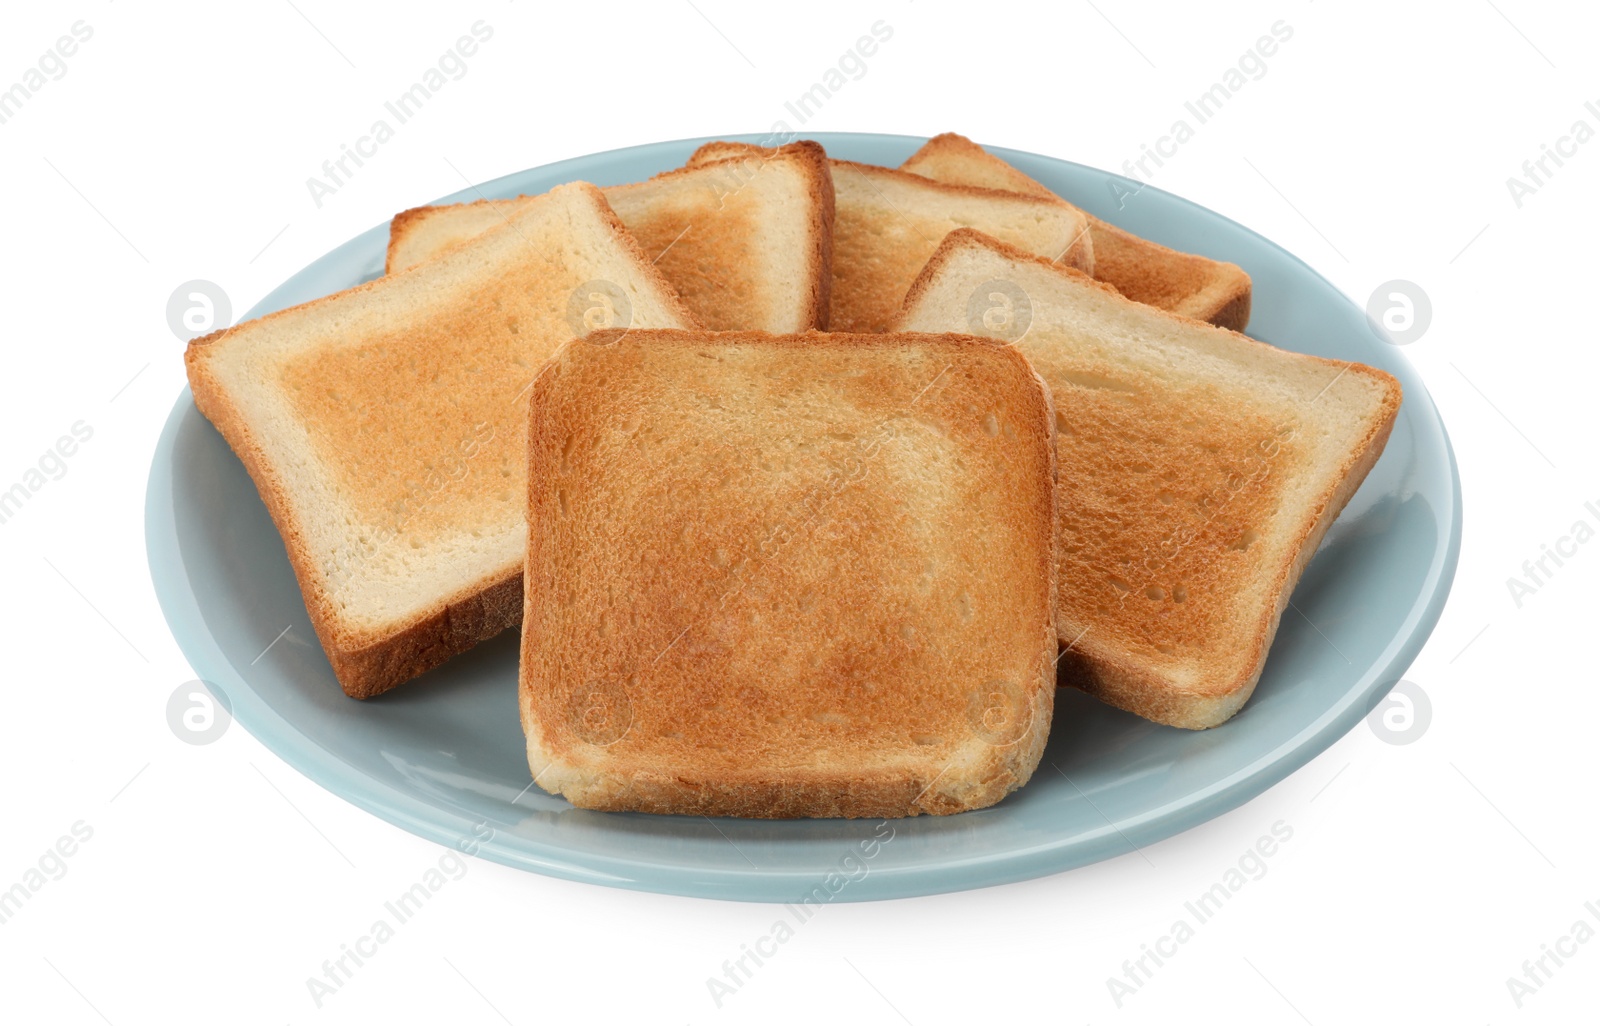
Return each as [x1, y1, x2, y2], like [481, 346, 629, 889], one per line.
[186, 182, 697, 698]
[521, 329, 1058, 817]
[896, 229, 1401, 728]
[902, 133, 1253, 331]
[687, 141, 1093, 333]
[387, 141, 833, 333]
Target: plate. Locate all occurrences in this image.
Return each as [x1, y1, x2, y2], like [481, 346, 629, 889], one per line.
[146, 132, 1460, 901]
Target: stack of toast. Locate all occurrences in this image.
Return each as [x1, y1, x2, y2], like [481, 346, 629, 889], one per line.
[186, 133, 1400, 818]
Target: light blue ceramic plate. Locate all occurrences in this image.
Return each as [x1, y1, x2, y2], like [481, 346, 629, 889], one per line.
[146, 133, 1460, 902]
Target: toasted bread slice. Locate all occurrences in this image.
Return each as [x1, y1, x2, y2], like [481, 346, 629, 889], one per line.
[186, 183, 698, 698]
[386, 142, 833, 332]
[896, 230, 1401, 729]
[521, 329, 1058, 817]
[901, 133, 1253, 331]
[687, 141, 1092, 333]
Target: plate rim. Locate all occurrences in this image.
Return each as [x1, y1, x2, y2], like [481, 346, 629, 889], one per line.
[146, 131, 1463, 902]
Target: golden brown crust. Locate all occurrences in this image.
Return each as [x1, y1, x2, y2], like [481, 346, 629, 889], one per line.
[897, 227, 1123, 313]
[1081, 215, 1252, 330]
[787, 141, 836, 330]
[1200, 278, 1254, 334]
[685, 140, 761, 167]
[693, 141, 1089, 228]
[689, 141, 1093, 331]
[810, 147, 837, 329]
[386, 193, 703, 327]
[897, 229, 1402, 729]
[186, 348, 527, 699]
[828, 158, 1094, 236]
[677, 140, 835, 330]
[327, 570, 523, 699]
[386, 144, 833, 332]
[830, 157, 1092, 330]
[186, 184, 697, 699]
[901, 132, 1252, 330]
[383, 203, 445, 275]
[1056, 396, 1397, 727]
[521, 330, 1057, 817]
[904, 133, 1058, 197]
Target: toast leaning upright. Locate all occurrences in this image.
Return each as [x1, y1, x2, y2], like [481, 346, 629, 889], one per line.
[521, 330, 1058, 817]
[897, 229, 1401, 729]
[186, 183, 698, 698]
[688, 141, 1093, 333]
[901, 133, 1253, 331]
[388, 141, 834, 333]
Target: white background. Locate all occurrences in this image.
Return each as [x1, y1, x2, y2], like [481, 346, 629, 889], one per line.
[2, 1, 1595, 1022]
